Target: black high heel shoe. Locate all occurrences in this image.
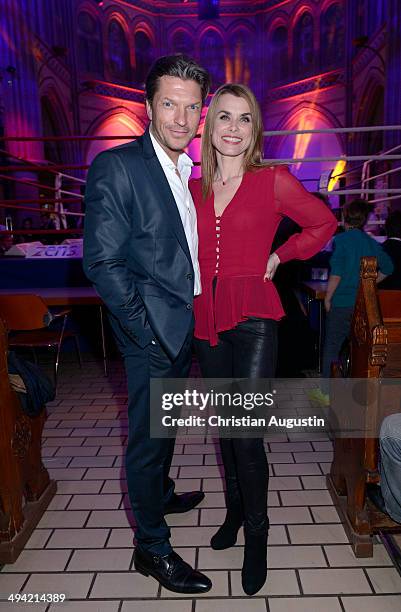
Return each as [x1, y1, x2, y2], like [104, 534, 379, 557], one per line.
[210, 507, 243, 549]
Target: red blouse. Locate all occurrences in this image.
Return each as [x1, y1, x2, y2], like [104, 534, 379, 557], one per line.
[189, 165, 337, 346]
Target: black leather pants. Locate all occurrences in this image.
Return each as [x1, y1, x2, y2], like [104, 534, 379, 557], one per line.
[194, 317, 277, 534]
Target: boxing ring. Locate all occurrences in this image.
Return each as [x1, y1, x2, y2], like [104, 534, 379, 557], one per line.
[1, 125, 400, 375]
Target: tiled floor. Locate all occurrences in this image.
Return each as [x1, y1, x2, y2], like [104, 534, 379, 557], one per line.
[1, 359, 401, 611]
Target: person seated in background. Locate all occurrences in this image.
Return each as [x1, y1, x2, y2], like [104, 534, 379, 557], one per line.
[310, 199, 394, 405]
[17, 216, 35, 243]
[0, 225, 13, 255]
[367, 413, 401, 524]
[378, 210, 401, 290]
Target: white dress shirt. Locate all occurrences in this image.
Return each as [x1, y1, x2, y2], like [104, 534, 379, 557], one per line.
[149, 128, 201, 296]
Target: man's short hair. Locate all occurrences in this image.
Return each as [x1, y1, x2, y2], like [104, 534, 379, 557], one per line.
[145, 54, 210, 105]
[343, 199, 371, 229]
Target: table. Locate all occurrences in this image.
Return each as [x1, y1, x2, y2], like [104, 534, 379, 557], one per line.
[0, 257, 88, 289]
[0, 287, 108, 376]
[300, 281, 327, 372]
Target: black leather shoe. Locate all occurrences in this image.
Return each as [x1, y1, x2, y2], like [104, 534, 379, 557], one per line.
[164, 491, 205, 515]
[134, 548, 212, 594]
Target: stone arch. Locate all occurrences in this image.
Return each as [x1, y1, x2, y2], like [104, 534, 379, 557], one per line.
[226, 25, 254, 86]
[77, 9, 103, 76]
[268, 23, 289, 85]
[85, 109, 145, 166]
[105, 13, 131, 83]
[199, 28, 225, 91]
[268, 103, 344, 191]
[169, 27, 195, 57]
[133, 28, 154, 88]
[320, 2, 345, 70]
[292, 9, 315, 78]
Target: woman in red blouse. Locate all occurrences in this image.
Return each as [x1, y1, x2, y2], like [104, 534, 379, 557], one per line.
[189, 84, 337, 595]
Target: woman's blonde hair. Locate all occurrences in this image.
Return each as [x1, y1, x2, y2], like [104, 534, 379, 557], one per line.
[201, 83, 267, 199]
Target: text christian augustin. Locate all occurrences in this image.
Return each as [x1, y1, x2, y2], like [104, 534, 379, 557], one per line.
[160, 389, 325, 430]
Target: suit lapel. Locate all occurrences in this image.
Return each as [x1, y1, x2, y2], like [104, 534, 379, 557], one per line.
[139, 129, 192, 265]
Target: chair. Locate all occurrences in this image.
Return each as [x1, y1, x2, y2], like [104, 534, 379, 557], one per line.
[0, 317, 57, 563]
[0, 294, 82, 385]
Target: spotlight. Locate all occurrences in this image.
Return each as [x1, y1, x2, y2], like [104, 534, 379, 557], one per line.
[95, 0, 104, 6]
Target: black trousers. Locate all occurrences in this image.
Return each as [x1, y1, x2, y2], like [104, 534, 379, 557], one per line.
[109, 313, 193, 555]
[194, 317, 278, 533]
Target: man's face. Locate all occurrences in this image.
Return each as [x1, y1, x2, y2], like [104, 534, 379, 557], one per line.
[146, 75, 202, 163]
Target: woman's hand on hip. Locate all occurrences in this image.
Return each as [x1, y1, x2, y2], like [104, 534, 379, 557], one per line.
[264, 252, 280, 281]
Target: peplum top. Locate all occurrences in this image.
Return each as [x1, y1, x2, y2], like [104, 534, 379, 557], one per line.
[189, 165, 337, 346]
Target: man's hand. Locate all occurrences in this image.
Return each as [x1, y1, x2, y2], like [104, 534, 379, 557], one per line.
[324, 275, 341, 313]
[264, 252, 280, 281]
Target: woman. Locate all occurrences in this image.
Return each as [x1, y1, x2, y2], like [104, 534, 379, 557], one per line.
[189, 84, 337, 596]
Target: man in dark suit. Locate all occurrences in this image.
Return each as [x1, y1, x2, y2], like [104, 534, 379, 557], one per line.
[83, 55, 211, 594]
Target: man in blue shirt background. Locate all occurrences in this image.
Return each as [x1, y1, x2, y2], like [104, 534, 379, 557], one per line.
[312, 199, 393, 404]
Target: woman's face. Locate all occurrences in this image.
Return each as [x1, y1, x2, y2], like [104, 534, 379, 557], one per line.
[211, 93, 253, 159]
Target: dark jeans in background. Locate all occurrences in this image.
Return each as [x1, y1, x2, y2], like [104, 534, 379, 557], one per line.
[322, 306, 354, 391]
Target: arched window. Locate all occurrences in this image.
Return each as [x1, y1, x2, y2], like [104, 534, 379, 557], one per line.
[320, 4, 345, 69]
[77, 12, 103, 76]
[199, 30, 225, 91]
[293, 12, 314, 78]
[227, 30, 253, 86]
[134, 31, 153, 88]
[171, 30, 194, 57]
[108, 20, 130, 83]
[270, 26, 288, 84]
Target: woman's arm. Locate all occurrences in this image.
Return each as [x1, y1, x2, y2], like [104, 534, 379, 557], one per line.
[273, 166, 338, 264]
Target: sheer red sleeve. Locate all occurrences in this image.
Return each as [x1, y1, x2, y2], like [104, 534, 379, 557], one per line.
[273, 165, 338, 263]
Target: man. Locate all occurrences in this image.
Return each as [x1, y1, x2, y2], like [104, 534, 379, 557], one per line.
[83, 55, 211, 594]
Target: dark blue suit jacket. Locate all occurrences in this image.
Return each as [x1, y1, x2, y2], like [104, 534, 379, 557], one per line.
[83, 129, 195, 360]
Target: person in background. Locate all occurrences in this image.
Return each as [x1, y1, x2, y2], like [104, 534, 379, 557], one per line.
[367, 413, 401, 524]
[378, 210, 401, 290]
[0, 225, 13, 255]
[190, 83, 337, 595]
[311, 199, 394, 405]
[18, 216, 35, 243]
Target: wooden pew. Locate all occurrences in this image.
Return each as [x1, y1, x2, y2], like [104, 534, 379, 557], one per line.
[0, 319, 56, 564]
[327, 256, 401, 557]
